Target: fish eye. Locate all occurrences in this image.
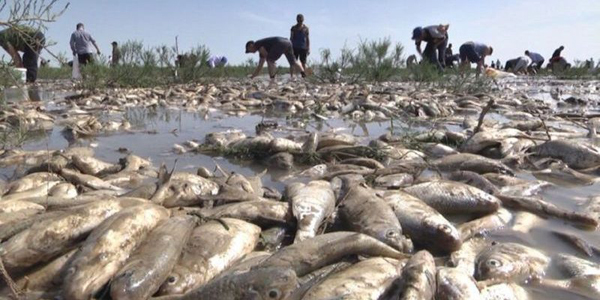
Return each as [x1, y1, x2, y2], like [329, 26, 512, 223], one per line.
[167, 275, 177, 283]
[386, 230, 397, 238]
[438, 224, 452, 233]
[486, 259, 502, 268]
[268, 289, 280, 299]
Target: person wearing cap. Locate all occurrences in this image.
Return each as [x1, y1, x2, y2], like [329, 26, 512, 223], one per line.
[459, 41, 493, 76]
[0, 25, 45, 83]
[411, 24, 449, 71]
[111, 41, 121, 66]
[290, 13, 310, 70]
[70, 23, 101, 65]
[207, 55, 228, 68]
[525, 50, 544, 71]
[245, 37, 305, 80]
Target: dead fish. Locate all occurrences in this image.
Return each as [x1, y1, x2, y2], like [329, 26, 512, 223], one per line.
[461, 129, 522, 154]
[511, 211, 544, 234]
[189, 200, 292, 226]
[537, 254, 600, 299]
[435, 267, 481, 300]
[303, 257, 405, 300]
[480, 282, 530, 300]
[270, 137, 303, 153]
[6, 249, 78, 293]
[0, 211, 65, 242]
[0, 199, 45, 215]
[120, 154, 152, 172]
[257, 231, 409, 277]
[532, 162, 597, 186]
[0, 198, 146, 270]
[340, 157, 385, 169]
[530, 139, 600, 169]
[448, 170, 500, 195]
[1, 181, 60, 202]
[60, 168, 125, 192]
[159, 175, 219, 207]
[48, 182, 78, 198]
[157, 218, 260, 295]
[178, 267, 297, 300]
[266, 152, 294, 170]
[375, 173, 414, 189]
[258, 226, 292, 252]
[434, 153, 514, 175]
[403, 181, 500, 215]
[4, 172, 62, 194]
[340, 184, 413, 253]
[459, 208, 513, 241]
[551, 231, 598, 257]
[72, 154, 121, 176]
[63, 204, 169, 300]
[450, 236, 490, 276]
[475, 242, 550, 283]
[383, 190, 461, 254]
[213, 251, 272, 279]
[286, 180, 335, 242]
[422, 143, 459, 158]
[110, 215, 196, 300]
[205, 130, 246, 147]
[317, 133, 356, 150]
[397, 250, 436, 300]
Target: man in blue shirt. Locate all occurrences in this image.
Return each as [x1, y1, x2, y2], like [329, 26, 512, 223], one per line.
[290, 14, 310, 70]
[70, 23, 101, 65]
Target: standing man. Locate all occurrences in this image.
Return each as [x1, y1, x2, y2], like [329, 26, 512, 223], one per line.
[0, 25, 45, 83]
[459, 41, 493, 76]
[70, 23, 100, 66]
[111, 41, 120, 66]
[290, 13, 310, 71]
[412, 24, 449, 71]
[245, 37, 305, 80]
[525, 50, 544, 71]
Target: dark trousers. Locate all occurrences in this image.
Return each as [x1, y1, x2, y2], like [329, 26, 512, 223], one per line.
[423, 36, 447, 70]
[22, 32, 45, 83]
[78, 53, 94, 65]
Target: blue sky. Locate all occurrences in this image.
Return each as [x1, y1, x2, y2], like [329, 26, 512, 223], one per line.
[35, 0, 600, 65]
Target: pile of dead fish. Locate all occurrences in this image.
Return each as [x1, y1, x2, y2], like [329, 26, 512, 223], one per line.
[0, 121, 599, 299]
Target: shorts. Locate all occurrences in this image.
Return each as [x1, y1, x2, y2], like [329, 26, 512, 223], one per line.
[459, 43, 481, 63]
[294, 47, 308, 64]
[78, 53, 94, 65]
[267, 40, 296, 66]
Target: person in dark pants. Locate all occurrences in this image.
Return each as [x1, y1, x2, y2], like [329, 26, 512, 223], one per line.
[444, 43, 460, 68]
[504, 58, 520, 72]
[525, 50, 544, 71]
[290, 14, 310, 70]
[459, 41, 493, 76]
[70, 23, 100, 66]
[245, 37, 306, 80]
[412, 24, 449, 71]
[0, 26, 45, 83]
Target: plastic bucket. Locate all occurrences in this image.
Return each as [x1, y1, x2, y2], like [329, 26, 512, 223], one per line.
[12, 68, 27, 83]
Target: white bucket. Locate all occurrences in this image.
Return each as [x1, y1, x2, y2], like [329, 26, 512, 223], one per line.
[12, 68, 27, 83]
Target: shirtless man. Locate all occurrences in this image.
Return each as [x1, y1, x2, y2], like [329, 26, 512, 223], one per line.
[245, 37, 305, 79]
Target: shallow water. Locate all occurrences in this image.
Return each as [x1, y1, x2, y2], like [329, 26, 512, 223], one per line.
[2, 81, 600, 299]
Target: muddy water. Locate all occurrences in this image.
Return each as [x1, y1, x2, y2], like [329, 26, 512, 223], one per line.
[2, 82, 600, 299]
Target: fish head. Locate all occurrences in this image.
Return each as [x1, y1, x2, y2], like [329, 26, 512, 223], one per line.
[378, 228, 413, 253]
[158, 269, 188, 295]
[433, 222, 462, 252]
[475, 247, 517, 280]
[243, 267, 298, 300]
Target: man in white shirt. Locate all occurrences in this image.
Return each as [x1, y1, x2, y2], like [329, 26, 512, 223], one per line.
[207, 56, 227, 68]
[512, 56, 532, 74]
[525, 50, 544, 71]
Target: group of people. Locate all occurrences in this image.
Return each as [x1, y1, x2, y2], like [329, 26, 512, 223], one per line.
[0, 14, 593, 83]
[244, 13, 310, 79]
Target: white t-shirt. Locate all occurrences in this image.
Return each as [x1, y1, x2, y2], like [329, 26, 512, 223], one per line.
[513, 56, 532, 72]
[207, 56, 226, 68]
